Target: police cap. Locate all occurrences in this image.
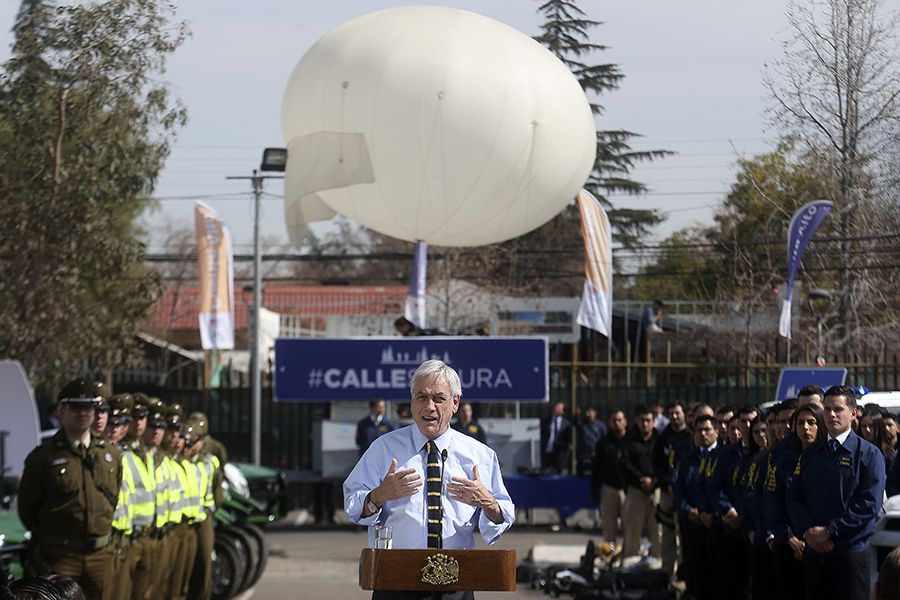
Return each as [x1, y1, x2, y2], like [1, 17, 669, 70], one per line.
[94, 382, 111, 412]
[182, 420, 202, 447]
[165, 405, 182, 429]
[57, 379, 101, 407]
[187, 412, 208, 437]
[109, 394, 134, 424]
[131, 393, 151, 418]
[147, 397, 167, 428]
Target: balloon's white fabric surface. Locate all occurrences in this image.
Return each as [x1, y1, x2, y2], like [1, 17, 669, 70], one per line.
[281, 6, 596, 247]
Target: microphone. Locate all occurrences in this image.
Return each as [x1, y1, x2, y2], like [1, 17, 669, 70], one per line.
[441, 449, 448, 463]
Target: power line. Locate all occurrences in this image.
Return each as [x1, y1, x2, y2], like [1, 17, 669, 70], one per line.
[148, 190, 729, 202]
[154, 262, 899, 284]
[160, 137, 772, 150]
[143, 235, 900, 264]
[623, 233, 900, 251]
[148, 193, 248, 201]
[627, 137, 771, 144]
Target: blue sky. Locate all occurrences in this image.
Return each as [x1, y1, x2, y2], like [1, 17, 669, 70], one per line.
[1, 0, 791, 253]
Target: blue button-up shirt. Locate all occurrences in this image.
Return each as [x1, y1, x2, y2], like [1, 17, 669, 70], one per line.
[343, 424, 515, 549]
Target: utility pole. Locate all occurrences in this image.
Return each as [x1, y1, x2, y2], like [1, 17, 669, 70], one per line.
[227, 166, 282, 466]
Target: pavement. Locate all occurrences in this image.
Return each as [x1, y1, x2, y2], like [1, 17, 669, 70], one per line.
[251, 508, 603, 599]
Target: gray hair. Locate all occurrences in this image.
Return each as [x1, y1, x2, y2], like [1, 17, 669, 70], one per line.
[410, 360, 462, 399]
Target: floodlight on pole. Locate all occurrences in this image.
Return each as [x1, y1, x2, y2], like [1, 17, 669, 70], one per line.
[261, 147, 287, 172]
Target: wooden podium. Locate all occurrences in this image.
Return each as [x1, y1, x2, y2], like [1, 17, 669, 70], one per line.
[359, 548, 517, 592]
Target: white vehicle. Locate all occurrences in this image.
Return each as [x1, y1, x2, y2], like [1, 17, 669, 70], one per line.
[860, 391, 900, 415]
[0, 360, 41, 479]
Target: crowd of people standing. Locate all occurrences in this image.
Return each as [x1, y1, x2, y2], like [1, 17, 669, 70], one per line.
[542, 385, 896, 600]
[14, 379, 225, 600]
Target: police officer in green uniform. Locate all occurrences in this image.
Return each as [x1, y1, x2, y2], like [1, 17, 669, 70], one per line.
[145, 398, 179, 600]
[188, 411, 228, 466]
[183, 420, 215, 600]
[188, 413, 226, 507]
[92, 382, 111, 437]
[106, 394, 136, 600]
[123, 392, 158, 600]
[125, 393, 151, 453]
[18, 379, 123, 600]
[163, 408, 194, 600]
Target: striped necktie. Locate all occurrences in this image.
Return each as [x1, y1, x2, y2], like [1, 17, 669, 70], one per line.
[425, 441, 442, 549]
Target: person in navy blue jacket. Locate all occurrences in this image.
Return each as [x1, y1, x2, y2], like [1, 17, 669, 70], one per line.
[698, 413, 741, 600]
[787, 385, 886, 600]
[652, 401, 692, 579]
[886, 444, 900, 497]
[674, 414, 718, 600]
[707, 406, 756, 600]
[767, 401, 825, 600]
[742, 414, 774, 600]
[761, 398, 804, 600]
[355, 397, 397, 455]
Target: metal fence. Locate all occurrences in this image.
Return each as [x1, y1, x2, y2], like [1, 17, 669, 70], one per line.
[118, 352, 899, 472]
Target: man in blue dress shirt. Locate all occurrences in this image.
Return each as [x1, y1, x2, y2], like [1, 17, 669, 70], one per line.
[787, 385, 886, 600]
[344, 359, 515, 600]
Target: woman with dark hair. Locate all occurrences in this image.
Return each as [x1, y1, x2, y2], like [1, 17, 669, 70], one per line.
[859, 411, 884, 446]
[767, 404, 827, 600]
[794, 403, 827, 453]
[858, 409, 896, 471]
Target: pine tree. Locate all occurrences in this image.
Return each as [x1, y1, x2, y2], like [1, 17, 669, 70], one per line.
[534, 0, 672, 247]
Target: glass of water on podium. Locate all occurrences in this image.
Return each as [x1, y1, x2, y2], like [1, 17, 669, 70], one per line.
[375, 525, 392, 549]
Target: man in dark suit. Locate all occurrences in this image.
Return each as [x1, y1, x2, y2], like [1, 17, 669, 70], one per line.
[540, 402, 572, 474]
[355, 397, 396, 455]
[787, 385, 886, 600]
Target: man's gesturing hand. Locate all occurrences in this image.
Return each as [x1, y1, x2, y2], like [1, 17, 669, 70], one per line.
[448, 465, 503, 524]
[371, 458, 421, 507]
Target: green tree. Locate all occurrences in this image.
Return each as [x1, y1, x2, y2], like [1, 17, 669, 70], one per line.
[630, 143, 847, 360]
[627, 228, 714, 300]
[533, 0, 672, 247]
[764, 0, 900, 356]
[0, 0, 187, 389]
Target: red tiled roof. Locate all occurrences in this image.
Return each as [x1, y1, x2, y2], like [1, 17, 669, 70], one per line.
[147, 284, 407, 331]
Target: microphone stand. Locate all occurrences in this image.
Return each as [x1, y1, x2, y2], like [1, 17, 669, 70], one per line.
[440, 448, 448, 550]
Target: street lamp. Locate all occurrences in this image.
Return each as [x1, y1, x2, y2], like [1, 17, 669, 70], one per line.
[807, 288, 832, 365]
[227, 148, 285, 465]
[261, 147, 287, 172]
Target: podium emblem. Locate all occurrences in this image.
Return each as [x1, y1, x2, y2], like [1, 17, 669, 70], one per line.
[421, 553, 460, 585]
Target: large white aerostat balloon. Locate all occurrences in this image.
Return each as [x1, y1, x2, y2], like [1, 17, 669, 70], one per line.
[281, 6, 596, 247]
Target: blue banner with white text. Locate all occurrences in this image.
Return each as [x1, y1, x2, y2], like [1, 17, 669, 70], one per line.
[274, 337, 548, 402]
[779, 199, 832, 338]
